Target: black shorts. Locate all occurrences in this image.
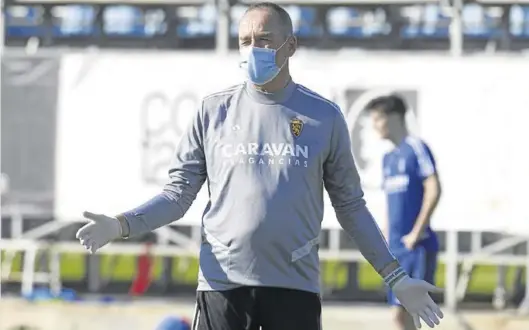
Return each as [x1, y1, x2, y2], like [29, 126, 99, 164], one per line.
[192, 286, 322, 330]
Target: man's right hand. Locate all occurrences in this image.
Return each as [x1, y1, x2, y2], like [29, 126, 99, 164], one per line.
[76, 211, 122, 254]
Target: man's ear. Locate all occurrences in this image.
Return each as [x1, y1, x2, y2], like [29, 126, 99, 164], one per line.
[288, 36, 297, 57]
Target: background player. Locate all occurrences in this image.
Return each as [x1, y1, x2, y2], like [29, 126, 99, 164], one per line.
[366, 95, 442, 330]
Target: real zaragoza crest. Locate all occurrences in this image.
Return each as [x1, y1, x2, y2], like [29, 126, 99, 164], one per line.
[290, 118, 304, 138]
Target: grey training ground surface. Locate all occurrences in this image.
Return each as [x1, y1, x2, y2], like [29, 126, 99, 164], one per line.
[1, 298, 529, 330]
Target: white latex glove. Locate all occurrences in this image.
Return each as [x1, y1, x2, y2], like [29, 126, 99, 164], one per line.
[76, 211, 122, 254]
[393, 275, 444, 328]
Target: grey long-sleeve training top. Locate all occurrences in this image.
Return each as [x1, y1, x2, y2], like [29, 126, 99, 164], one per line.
[121, 80, 396, 293]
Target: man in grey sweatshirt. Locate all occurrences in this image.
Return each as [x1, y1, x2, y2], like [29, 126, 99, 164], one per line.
[77, 2, 443, 330]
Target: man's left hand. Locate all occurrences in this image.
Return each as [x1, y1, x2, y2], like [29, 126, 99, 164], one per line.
[393, 276, 444, 328]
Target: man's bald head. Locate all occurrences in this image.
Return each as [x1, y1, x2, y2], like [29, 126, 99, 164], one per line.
[244, 2, 294, 39]
[238, 2, 297, 90]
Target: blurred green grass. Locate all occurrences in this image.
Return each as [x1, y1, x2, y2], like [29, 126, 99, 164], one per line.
[0, 251, 524, 293]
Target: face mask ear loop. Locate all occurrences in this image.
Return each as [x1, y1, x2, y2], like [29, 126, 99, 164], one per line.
[277, 35, 292, 51]
[274, 35, 292, 70]
[239, 46, 251, 69]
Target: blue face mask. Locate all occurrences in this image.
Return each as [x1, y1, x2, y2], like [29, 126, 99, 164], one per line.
[240, 38, 289, 86]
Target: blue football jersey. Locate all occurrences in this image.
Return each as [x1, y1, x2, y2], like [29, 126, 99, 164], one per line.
[383, 136, 439, 254]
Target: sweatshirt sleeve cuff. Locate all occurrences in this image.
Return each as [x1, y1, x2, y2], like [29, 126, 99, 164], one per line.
[383, 266, 408, 288]
[115, 213, 132, 239]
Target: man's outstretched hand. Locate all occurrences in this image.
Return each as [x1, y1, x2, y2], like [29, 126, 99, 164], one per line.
[393, 276, 444, 328]
[76, 211, 122, 254]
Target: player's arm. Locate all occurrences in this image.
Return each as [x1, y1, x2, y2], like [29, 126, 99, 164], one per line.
[410, 145, 441, 239]
[381, 154, 390, 241]
[323, 109, 401, 280]
[116, 103, 208, 238]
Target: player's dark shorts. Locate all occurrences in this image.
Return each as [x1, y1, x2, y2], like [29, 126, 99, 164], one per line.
[192, 286, 322, 330]
[387, 247, 438, 306]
